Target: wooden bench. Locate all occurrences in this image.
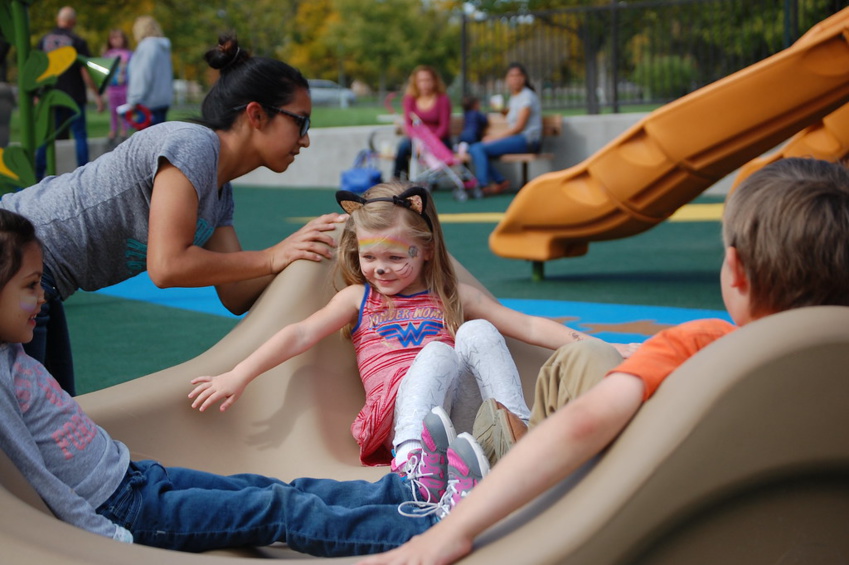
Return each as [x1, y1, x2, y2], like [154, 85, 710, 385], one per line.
[394, 113, 562, 186]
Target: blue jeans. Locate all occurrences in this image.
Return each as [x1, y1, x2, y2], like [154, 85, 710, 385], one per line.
[23, 267, 75, 395]
[148, 106, 168, 127]
[469, 134, 537, 186]
[35, 106, 89, 179]
[96, 461, 435, 556]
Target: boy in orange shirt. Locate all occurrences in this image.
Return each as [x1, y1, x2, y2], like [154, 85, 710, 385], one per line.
[360, 157, 849, 565]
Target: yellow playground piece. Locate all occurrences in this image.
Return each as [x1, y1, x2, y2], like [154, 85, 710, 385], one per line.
[490, 8, 849, 279]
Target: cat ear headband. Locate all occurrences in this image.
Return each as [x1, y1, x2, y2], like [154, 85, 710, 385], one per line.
[336, 186, 433, 230]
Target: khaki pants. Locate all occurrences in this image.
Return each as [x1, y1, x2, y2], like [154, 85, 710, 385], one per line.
[529, 340, 624, 427]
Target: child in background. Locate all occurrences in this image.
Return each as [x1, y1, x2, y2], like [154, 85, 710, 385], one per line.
[189, 182, 634, 472]
[358, 158, 849, 565]
[102, 29, 132, 145]
[456, 95, 489, 157]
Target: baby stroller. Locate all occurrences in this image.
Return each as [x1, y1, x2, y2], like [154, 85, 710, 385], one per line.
[408, 115, 481, 201]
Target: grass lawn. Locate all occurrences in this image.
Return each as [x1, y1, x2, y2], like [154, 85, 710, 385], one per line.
[6, 103, 397, 140]
[8, 100, 658, 140]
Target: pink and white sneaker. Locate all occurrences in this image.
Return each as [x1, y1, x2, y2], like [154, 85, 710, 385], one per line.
[437, 433, 491, 518]
[410, 406, 456, 502]
[397, 407, 457, 516]
[397, 431, 491, 519]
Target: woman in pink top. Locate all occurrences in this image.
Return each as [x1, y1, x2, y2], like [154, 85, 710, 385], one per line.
[393, 65, 453, 180]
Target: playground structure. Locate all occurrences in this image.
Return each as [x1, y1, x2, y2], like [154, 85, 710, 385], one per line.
[489, 7, 849, 279]
[730, 100, 849, 191]
[2, 251, 848, 563]
[3, 7, 849, 564]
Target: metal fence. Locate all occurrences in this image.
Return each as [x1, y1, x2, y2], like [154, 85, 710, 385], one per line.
[459, 0, 843, 113]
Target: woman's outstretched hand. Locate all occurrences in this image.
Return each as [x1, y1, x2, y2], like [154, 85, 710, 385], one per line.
[267, 213, 348, 273]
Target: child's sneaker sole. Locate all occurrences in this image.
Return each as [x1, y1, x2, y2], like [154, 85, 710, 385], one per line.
[473, 398, 528, 468]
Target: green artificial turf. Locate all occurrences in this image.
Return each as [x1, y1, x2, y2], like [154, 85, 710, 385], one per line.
[67, 186, 726, 394]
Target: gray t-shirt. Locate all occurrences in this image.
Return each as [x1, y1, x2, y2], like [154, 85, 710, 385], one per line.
[0, 122, 235, 300]
[507, 87, 543, 145]
[0, 343, 131, 540]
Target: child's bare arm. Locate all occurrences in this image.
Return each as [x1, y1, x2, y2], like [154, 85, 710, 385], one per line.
[459, 284, 639, 357]
[188, 285, 362, 412]
[357, 373, 645, 565]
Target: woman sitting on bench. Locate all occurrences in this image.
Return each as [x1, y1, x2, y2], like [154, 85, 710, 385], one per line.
[471, 62, 542, 196]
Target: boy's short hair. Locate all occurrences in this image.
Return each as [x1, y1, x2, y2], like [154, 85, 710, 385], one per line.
[462, 95, 479, 112]
[723, 157, 849, 316]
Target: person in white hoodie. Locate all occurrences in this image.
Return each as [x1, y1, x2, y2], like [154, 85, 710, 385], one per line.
[127, 16, 173, 127]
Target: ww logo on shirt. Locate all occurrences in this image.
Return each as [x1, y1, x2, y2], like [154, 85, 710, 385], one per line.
[377, 320, 444, 347]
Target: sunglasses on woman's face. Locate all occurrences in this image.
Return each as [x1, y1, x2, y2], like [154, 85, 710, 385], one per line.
[232, 104, 311, 138]
[264, 106, 311, 138]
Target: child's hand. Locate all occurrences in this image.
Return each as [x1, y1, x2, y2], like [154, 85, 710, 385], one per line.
[188, 372, 248, 412]
[613, 342, 641, 359]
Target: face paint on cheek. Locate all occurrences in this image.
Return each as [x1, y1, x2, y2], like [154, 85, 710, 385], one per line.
[408, 246, 418, 258]
[396, 262, 413, 278]
[19, 299, 39, 314]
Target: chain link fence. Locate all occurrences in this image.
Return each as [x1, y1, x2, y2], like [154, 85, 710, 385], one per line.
[460, 0, 843, 113]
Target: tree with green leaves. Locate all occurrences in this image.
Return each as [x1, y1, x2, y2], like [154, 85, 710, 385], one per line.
[285, 0, 461, 98]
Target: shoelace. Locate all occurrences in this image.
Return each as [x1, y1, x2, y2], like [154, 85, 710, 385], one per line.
[400, 453, 437, 504]
[397, 479, 459, 518]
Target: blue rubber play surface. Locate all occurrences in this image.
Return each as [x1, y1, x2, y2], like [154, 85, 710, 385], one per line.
[95, 273, 731, 344]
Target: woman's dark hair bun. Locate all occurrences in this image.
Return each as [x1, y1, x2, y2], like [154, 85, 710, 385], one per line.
[198, 32, 307, 131]
[204, 33, 249, 72]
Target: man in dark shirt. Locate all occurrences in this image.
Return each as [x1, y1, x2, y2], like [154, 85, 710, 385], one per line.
[34, 6, 104, 179]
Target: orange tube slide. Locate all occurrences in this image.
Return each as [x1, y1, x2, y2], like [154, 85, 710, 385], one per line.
[730, 101, 849, 192]
[490, 8, 849, 265]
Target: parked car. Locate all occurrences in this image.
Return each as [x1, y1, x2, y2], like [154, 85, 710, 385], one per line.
[307, 79, 356, 106]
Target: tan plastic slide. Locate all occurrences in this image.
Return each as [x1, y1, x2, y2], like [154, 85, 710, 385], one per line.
[2, 253, 849, 563]
[490, 8, 849, 269]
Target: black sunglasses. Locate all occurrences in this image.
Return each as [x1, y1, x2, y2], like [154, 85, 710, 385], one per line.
[265, 106, 311, 138]
[233, 104, 311, 138]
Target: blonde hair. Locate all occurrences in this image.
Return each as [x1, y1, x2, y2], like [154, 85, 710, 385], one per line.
[336, 181, 463, 335]
[133, 16, 163, 43]
[723, 157, 849, 317]
[404, 65, 447, 99]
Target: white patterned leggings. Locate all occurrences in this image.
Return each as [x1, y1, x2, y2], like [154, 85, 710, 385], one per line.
[392, 319, 531, 457]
